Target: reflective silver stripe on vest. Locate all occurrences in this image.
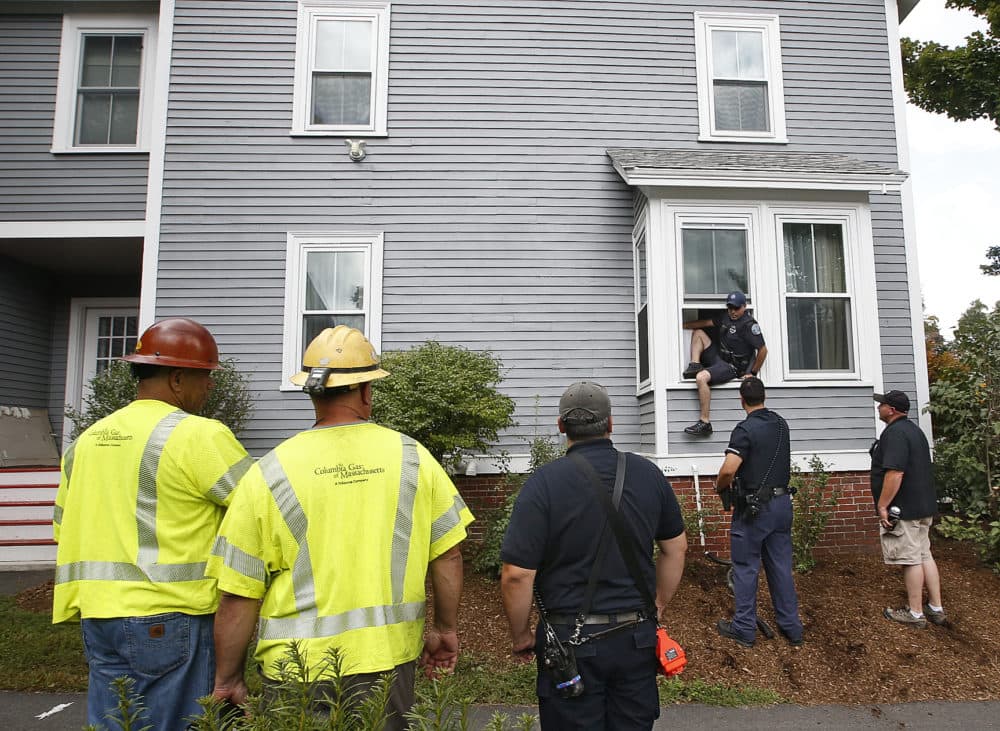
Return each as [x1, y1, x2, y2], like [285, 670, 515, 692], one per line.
[53, 504, 63, 525]
[136, 410, 190, 568]
[431, 493, 469, 543]
[390, 435, 419, 604]
[260, 452, 316, 616]
[55, 409, 211, 587]
[56, 560, 207, 583]
[258, 600, 425, 641]
[211, 535, 267, 585]
[62, 441, 77, 483]
[207, 455, 254, 505]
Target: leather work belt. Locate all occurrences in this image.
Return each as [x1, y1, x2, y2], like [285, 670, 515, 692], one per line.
[547, 611, 646, 626]
[770, 487, 789, 496]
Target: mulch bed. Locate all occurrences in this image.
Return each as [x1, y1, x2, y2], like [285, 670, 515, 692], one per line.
[17, 537, 999, 704]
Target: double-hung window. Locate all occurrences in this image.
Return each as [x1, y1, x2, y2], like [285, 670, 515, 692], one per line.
[292, 0, 390, 136]
[282, 233, 383, 390]
[778, 218, 856, 375]
[694, 12, 787, 142]
[53, 13, 158, 152]
[634, 226, 650, 387]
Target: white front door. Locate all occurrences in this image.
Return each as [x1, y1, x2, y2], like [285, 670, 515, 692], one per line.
[64, 298, 140, 444]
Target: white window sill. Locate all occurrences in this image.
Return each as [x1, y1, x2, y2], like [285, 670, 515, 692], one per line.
[289, 129, 389, 138]
[697, 135, 788, 144]
[50, 146, 150, 154]
[667, 379, 872, 389]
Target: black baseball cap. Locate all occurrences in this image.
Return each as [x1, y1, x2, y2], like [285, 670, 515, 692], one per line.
[873, 390, 910, 413]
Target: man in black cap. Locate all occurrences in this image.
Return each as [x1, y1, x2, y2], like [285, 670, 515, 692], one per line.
[682, 290, 767, 436]
[500, 381, 687, 730]
[870, 389, 945, 628]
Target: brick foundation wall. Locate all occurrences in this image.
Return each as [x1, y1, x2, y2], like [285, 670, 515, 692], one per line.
[454, 470, 879, 556]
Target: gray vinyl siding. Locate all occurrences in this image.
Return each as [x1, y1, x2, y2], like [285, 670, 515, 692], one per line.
[0, 13, 148, 221]
[638, 391, 656, 454]
[0, 258, 53, 409]
[666, 387, 876, 455]
[156, 0, 911, 457]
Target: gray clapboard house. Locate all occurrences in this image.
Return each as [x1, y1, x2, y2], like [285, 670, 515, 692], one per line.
[1, 0, 928, 554]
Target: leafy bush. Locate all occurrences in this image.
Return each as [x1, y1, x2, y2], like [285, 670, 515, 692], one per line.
[790, 455, 839, 573]
[677, 494, 717, 544]
[473, 435, 565, 577]
[371, 341, 516, 472]
[64, 359, 254, 439]
[936, 514, 1000, 575]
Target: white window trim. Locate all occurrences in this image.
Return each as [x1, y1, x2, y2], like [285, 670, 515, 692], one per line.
[52, 12, 158, 153]
[291, 0, 391, 137]
[281, 231, 384, 392]
[773, 208, 872, 381]
[694, 11, 787, 144]
[633, 209, 653, 394]
[654, 199, 877, 389]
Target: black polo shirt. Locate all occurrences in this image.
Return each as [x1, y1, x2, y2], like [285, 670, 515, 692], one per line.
[500, 439, 684, 615]
[725, 408, 791, 487]
[870, 416, 937, 520]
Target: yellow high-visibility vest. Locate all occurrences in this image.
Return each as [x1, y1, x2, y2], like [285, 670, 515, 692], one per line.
[206, 422, 473, 678]
[53, 399, 252, 623]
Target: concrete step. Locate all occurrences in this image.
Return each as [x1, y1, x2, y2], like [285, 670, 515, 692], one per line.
[0, 504, 54, 521]
[0, 485, 57, 504]
[0, 468, 59, 487]
[0, 521, 53, 542]
[0, 542, 57, 566]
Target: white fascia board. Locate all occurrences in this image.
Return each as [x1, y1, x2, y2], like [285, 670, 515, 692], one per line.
[613, 165, 906, 194]
[0, 221, 145, 238]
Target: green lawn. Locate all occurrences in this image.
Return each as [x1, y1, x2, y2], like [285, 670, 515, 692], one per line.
[0, 596, 88, 691]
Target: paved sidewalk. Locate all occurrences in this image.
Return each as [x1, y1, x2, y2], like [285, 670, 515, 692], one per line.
[4, 693, 1000, 730]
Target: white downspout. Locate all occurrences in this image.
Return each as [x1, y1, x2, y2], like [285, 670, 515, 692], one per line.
[692, 464, 707, 548]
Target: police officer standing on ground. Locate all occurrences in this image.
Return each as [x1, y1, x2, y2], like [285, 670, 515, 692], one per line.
[500, 381, 687, 730]
[714, 377, 803, 648]
[53, 318, 253, 730]
[682, 291, 767, 436]
[207, 326, 473, 729]
[870, 390, 945, 628]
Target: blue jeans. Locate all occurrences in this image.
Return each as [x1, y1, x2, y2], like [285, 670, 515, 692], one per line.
[81, 612, 215, 731]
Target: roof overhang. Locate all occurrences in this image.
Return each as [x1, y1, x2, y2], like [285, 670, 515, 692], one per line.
[608, 149, 908, 194]
[898, 0, 921, 22]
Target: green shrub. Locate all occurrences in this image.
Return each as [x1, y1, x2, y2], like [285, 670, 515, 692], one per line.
[677, 494, 717, 543]
[936, 514, 1000, 574]
[790, 455, 839, 573]
[64, 359, 254, 439]
[371, 341, 516, 472]
[473, 435, 565, 577]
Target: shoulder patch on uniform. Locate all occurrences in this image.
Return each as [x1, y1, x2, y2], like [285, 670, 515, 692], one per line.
[751, 323, 761, 336]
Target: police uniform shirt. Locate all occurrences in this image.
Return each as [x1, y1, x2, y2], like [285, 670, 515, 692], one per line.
[870, 417, 937, 520]
[712, 311, 765, 370]
[725, 409, 791, 487]
[500, 439, 685, 615]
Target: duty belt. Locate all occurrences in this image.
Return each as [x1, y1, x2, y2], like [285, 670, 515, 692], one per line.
[546, 611, 647, 626]
[770, 487, 790, 496]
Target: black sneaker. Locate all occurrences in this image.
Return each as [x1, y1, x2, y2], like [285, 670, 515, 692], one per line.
[682, 361, 704, 379]
[779, 627, 804, 647]
[716, 619, 754, 648]
[684, 420, 713, 436]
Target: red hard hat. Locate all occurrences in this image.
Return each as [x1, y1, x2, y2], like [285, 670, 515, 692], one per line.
[122, 317, 221, 370]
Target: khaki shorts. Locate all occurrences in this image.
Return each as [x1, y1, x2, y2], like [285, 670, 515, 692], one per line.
[880, 516, 933, 565]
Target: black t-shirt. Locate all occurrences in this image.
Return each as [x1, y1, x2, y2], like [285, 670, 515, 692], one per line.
[870, 417, 937, 519]
[712, 311, 765, 369]
[725, 408, 791, 487]
[500, 439, 685, 614]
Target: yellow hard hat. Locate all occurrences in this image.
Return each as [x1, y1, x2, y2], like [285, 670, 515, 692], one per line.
[289, 325, 390, 392]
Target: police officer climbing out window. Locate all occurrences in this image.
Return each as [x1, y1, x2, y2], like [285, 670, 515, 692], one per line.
[682, 290, 767, 436]
[713, 377, 803, 648]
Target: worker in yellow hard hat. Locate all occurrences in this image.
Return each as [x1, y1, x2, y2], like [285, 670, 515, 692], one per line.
[207, 325, 474, 728]
[53, 318, 252, 730]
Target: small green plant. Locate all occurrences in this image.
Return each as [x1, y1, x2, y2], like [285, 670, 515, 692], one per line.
[658, 676, 784, 706]
[84, 676, 152, 731]
[936, 514, 1000, 574]
[473, 434, 565, 577]
[372, 341, 516, 471]
[677, 494, 717, 542]
[64, 359, 254, 439]
[790, 455, 839, 573]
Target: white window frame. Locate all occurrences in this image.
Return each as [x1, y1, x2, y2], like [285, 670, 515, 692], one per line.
[633, 210, 653, 394]
[694, 12, 787, 143]
[291, 0, 391, 137]
[52, 12, 158, 153]
[281, 232, 384, 392]
[656, 199, 876, 388]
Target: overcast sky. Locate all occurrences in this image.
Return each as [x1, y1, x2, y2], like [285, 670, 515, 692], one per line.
[900, 0, 1000, 335]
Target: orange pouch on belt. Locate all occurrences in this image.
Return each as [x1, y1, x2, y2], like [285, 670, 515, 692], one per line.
[655, 627, 687, 676]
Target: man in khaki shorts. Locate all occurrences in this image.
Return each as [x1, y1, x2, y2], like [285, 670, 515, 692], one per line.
[869, 390, 944, 628]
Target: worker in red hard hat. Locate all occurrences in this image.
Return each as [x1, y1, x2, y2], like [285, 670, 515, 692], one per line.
[53, 318, 252, 730]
